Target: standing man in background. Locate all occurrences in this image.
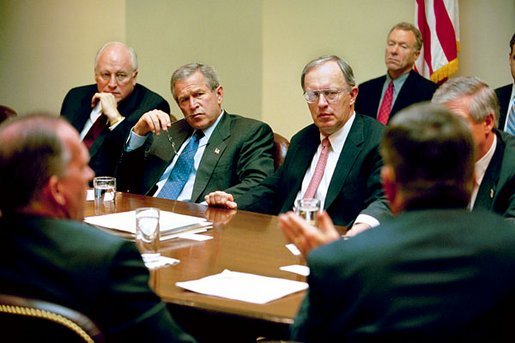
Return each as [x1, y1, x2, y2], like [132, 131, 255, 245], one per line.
[355, 22, 437, 124]
[495, 33, 515, 134]
[60, 41, 170, 177]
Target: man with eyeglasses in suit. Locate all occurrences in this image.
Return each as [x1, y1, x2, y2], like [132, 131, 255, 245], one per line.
[206, 55, 390, 234]
[60, 41, 170, 178]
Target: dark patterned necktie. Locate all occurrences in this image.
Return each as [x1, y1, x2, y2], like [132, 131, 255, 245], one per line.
[83, 114, 108, 149]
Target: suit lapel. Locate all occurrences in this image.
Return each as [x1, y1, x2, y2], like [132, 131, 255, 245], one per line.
[324, 115, 365, 209]
[190, 114, 231, 202]
[474, 131, 504, 210]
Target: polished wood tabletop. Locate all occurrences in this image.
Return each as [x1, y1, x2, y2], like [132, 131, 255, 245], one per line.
[85, 192, 307, 341]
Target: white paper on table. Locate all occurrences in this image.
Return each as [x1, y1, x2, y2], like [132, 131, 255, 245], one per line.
[176, 269, 308, 304]
[280, 264, 310, 277]
[84, 210, 212, 240]
[285, 243, 301, 256]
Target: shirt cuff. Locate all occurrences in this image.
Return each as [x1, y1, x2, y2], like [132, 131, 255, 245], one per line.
[354, 214, 380, 228]
[125, 129, 148, 152]
[108, 116, 125, 130]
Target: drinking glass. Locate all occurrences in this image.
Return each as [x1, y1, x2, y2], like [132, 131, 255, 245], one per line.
[135, 207, 161, 263]
[93, 176, 116, 214]
[294, 198, 321, 226]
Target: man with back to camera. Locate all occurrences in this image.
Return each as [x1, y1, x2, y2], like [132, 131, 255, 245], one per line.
[495, 33, 515, 134]
[206, 55, 390, 234]
[432, 76, 515, 222]
[0, 114, 195, 342]
[355, 22, 437, 124]
[280, 103, 515, 341]
[116, 62, 275, 203]
[61, 41, 170, 177]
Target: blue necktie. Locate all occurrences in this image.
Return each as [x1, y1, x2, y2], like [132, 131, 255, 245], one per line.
[506, 98, 515, 135]
[158, 130, 204, 200]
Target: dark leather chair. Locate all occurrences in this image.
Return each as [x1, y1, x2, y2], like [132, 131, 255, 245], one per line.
[273, 132, 289, 170]
[0, 294, 104, 342]
[0, 105, 17, 124]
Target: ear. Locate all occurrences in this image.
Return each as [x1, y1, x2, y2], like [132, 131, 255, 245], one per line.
[47, 175, 66, 207]
[215, 85, 224, 105]
[483, 112, 495, 132]
[381, 165, 399, 213]
[349, 86, 358, 105]
[132, 70, 139, 85]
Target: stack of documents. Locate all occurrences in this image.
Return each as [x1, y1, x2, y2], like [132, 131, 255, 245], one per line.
[84, 210, 212, 240]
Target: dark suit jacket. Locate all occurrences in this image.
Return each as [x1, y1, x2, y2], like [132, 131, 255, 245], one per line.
[292, 209, 515, 342]
[236, 114, 390, 227]
[60, 84, 170, 177]
[473, 130, 515, 222]
[0, 214, 195, 342]
[495, 83, 513, 131]
[117, 112, 275, 202]
[355, 70, 438, 123]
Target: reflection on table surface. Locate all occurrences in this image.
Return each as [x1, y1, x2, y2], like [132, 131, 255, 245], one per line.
[85, 192, 306, 342]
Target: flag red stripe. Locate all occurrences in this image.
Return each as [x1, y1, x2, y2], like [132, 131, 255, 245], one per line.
[417, 0, 434, 74]
[433, 0, 457, 61]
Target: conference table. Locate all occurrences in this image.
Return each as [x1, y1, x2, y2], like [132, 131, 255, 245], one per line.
[85, 192, 308, 342]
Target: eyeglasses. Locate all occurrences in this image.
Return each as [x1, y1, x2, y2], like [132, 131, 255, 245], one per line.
[96, 71, 134, 83]
[303, 89, 345, 103]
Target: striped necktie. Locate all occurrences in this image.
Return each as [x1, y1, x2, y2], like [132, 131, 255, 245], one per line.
[505, 98, 515, 135]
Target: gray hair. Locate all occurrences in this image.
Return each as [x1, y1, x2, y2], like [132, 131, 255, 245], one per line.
[432, 76, 500, 127]
[94, 41, 138, 71]
[170, 63, 221, 100]
[301, 55, 356, 91]
[0, 114, 70, 212]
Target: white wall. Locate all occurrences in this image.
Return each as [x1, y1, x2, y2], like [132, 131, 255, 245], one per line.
[0, 0, 513, 138]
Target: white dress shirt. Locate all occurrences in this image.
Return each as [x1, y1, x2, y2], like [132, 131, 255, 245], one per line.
[295, 113, 380, 228]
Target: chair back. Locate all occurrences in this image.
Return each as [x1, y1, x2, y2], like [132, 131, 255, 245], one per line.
[273, 132, 290, 170]
[0, 294, 104, 342]
[0, 105, 17, 124]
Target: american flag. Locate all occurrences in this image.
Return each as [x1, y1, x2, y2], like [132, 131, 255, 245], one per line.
[415, 0, 460, 84]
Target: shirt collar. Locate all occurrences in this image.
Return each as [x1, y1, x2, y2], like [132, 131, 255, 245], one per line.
[198, 109, 224, 143]
[319, 111, 356, 154]
[474, 133, 497, 185]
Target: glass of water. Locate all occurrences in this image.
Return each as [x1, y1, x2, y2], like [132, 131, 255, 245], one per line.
[294, 198, 321, 226]
[93, 176, 116, 214]
[135, 207, 161, 264]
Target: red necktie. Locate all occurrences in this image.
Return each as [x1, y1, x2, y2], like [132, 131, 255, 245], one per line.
[83, 114, 108, 150]
[377, 81, 394, 124]
[304, 137, 330, 199]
